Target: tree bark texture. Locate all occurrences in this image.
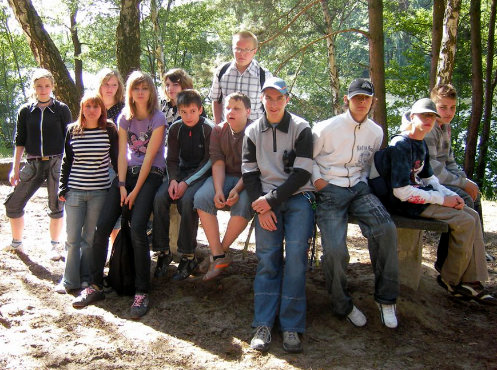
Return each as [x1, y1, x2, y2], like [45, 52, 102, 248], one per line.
[464, 0, 483, 178]
[476, 0, 497, 184]
[70, 6, 84, 97]
[116, 0, 141, 81]
[436, 0, 461, 86]
[7, 0, 80, 117]
[368, 0, 388, 147]
[320, 0, 341, 115]
[150, 0, 173, 88]
[430, 0, 446, 90]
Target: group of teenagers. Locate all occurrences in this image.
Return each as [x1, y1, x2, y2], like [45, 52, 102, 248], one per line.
[4, 30, 496, 354]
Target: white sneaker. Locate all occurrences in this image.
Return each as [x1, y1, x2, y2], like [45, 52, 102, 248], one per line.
[377, 303, 398, 328]
[347, 305, 367, 327]
[4, 242, 24, 254]
[48, 242, 63, 261]
[54, 281, 67, 294]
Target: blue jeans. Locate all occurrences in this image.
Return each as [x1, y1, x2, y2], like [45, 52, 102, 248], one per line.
[253, 193, 314, 333]
[193, 176, 252, 220]
[4, 156, 63, 219]
[153, 178, 206, 254]
[316, 182, 398, 317]
[91, 173, 162, 293]
[63, 189, 107, 289]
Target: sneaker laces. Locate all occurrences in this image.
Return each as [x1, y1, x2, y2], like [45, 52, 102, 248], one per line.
[82, 286, 96, 298]
[254, 326, 271, 342]
[132, 294, 147, 307]
[285, 331, 298, 342]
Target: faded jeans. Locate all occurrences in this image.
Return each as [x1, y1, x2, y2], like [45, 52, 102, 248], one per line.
[63, 189, 107, 289]
[316, 181, 398, 317]
[252, 192, 314, 333]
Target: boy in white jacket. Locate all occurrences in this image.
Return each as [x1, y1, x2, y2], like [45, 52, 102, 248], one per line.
[312, 79, 399, 328]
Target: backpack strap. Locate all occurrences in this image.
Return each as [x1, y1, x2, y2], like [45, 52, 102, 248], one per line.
[216, 62, 232, 104]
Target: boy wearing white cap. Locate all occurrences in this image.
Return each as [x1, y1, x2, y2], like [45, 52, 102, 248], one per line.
[377, 98, 495, 305]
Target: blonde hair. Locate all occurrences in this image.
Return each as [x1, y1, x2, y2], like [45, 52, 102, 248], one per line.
[123, 71, 159, 120]
[73, 92, 108, 135]
[97, 68, 125, 103]
[31, 68, 54, 100]
[233, 30, 258, 49]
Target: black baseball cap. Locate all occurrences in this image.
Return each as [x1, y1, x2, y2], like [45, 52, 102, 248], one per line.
[410, 98, 441, 118]
[348, 78, 374, 98]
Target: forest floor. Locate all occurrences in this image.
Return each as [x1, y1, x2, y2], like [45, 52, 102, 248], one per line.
[0, 182, 496, 369]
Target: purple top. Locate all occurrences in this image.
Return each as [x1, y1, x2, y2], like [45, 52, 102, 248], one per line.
[118, 109, 166, 169]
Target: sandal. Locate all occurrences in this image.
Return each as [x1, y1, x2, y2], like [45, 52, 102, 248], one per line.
[455, 282, 497, 306]
[436, 275, 464, 298]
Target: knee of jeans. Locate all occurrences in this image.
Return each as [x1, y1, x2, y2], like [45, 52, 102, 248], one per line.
[370, 220, 396, 240]
[322, 243, 349, 263]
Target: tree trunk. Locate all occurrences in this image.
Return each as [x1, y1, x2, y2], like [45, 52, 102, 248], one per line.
[70, 6, 84, 97]
[430, 0, 446, 90]
[463, 0, 483, 179]
[6, 0, 80, 116]
[476, 0, 497, 184]
[150, 0, 173, 87]
[436, 0, 461, 85]
[116, 0, 141, 80]
[368, 0, 388, 147]
[320, 0, 341, 115]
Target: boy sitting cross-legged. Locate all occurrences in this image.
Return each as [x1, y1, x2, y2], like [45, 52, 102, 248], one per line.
[152, 89, 214, 280]
[193, 92, 254, 281]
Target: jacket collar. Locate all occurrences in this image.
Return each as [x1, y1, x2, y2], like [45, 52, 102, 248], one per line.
[260, 110, 291, 133]
[29, 99, 56, 114]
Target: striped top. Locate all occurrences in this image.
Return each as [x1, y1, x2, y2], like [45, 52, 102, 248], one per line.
[59, 124, 119, 195]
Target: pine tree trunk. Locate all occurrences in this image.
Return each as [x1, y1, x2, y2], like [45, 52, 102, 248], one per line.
[475, 0, 497, 184]
[320, 0, 341, 115]
[368, 0, 388, 147]
[464, 0, 483, 179]
[116, 0, 141, 81]
[430, 0, 446, 90]
[7, 0, 80, 117]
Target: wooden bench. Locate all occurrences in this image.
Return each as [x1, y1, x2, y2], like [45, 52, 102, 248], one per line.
[349, 214, 448, 290]
[239, 213, 447, 290]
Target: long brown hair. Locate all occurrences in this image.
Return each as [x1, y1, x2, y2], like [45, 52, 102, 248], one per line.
[123, 71, 159, 120]
[73, 93, 108, 135]
[97, 68, 125, 103]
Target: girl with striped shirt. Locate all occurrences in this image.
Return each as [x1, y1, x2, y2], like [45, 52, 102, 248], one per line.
[56, 93, 118, 293]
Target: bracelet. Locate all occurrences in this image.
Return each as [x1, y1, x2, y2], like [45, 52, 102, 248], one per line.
[118, 181, 125, 187]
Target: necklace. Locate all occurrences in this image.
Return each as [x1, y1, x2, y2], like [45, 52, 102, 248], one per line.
[37, 98, 52, 104]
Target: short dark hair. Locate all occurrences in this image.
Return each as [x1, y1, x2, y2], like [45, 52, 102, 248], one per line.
[430, 84, 457, 103]
[177, 89, 202, 109]
[225, 92, 251, 109]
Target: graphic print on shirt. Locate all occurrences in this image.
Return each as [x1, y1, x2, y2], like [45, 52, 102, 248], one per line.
[355, 145, 375, 167]
[128, 128, 152, 156]
[410, 159, 424, 187]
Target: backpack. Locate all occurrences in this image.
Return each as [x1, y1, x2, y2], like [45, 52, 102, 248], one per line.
[216, 62, 266, 103]
[107, 207, 135, 296]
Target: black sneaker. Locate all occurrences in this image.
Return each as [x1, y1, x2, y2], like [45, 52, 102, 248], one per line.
[172, 256, 199, 281]
[154, 251, 174, 278]
[129, 293, 149, 319]
[72, 285, 105, 308]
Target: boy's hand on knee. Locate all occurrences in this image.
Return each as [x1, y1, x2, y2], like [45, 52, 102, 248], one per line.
[464, 179, 479, 201]
[443, 195, 464, 210]
[175, 181, 188, 199]
[168, 180, 178, 199]
[214, 191, 226, 208]
[225, 189, 239, 207]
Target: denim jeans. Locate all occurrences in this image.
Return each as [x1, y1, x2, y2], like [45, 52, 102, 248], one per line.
[91, 173, 162, 293]
[253, 192, 314, 333]
[316, 181, 398, 317]
[63, 189, 107, 289]
[4, 156, 63, 219]
[152, 178, 206, 254]
[193, 175, 252, 220]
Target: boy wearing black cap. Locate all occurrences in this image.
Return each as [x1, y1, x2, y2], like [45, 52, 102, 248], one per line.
[377, 98, 495, 305]
[312, 78, 399, 329]
[242, 77, 314, 353]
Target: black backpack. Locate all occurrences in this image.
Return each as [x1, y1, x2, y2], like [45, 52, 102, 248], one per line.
[216, 62, 266, 103]
[107, 207, 135, 296]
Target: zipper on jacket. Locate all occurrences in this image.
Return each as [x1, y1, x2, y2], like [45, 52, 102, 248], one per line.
[272, 126, 277, 152]
[344, 124, 360, 187]
[39, 107, 45, 157]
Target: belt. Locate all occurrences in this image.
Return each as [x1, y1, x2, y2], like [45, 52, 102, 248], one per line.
[128, 165, 164, 176]
[28, 154, 62, 161]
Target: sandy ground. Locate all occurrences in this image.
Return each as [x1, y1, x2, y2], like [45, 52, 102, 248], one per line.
[0, 182, 496, 369]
